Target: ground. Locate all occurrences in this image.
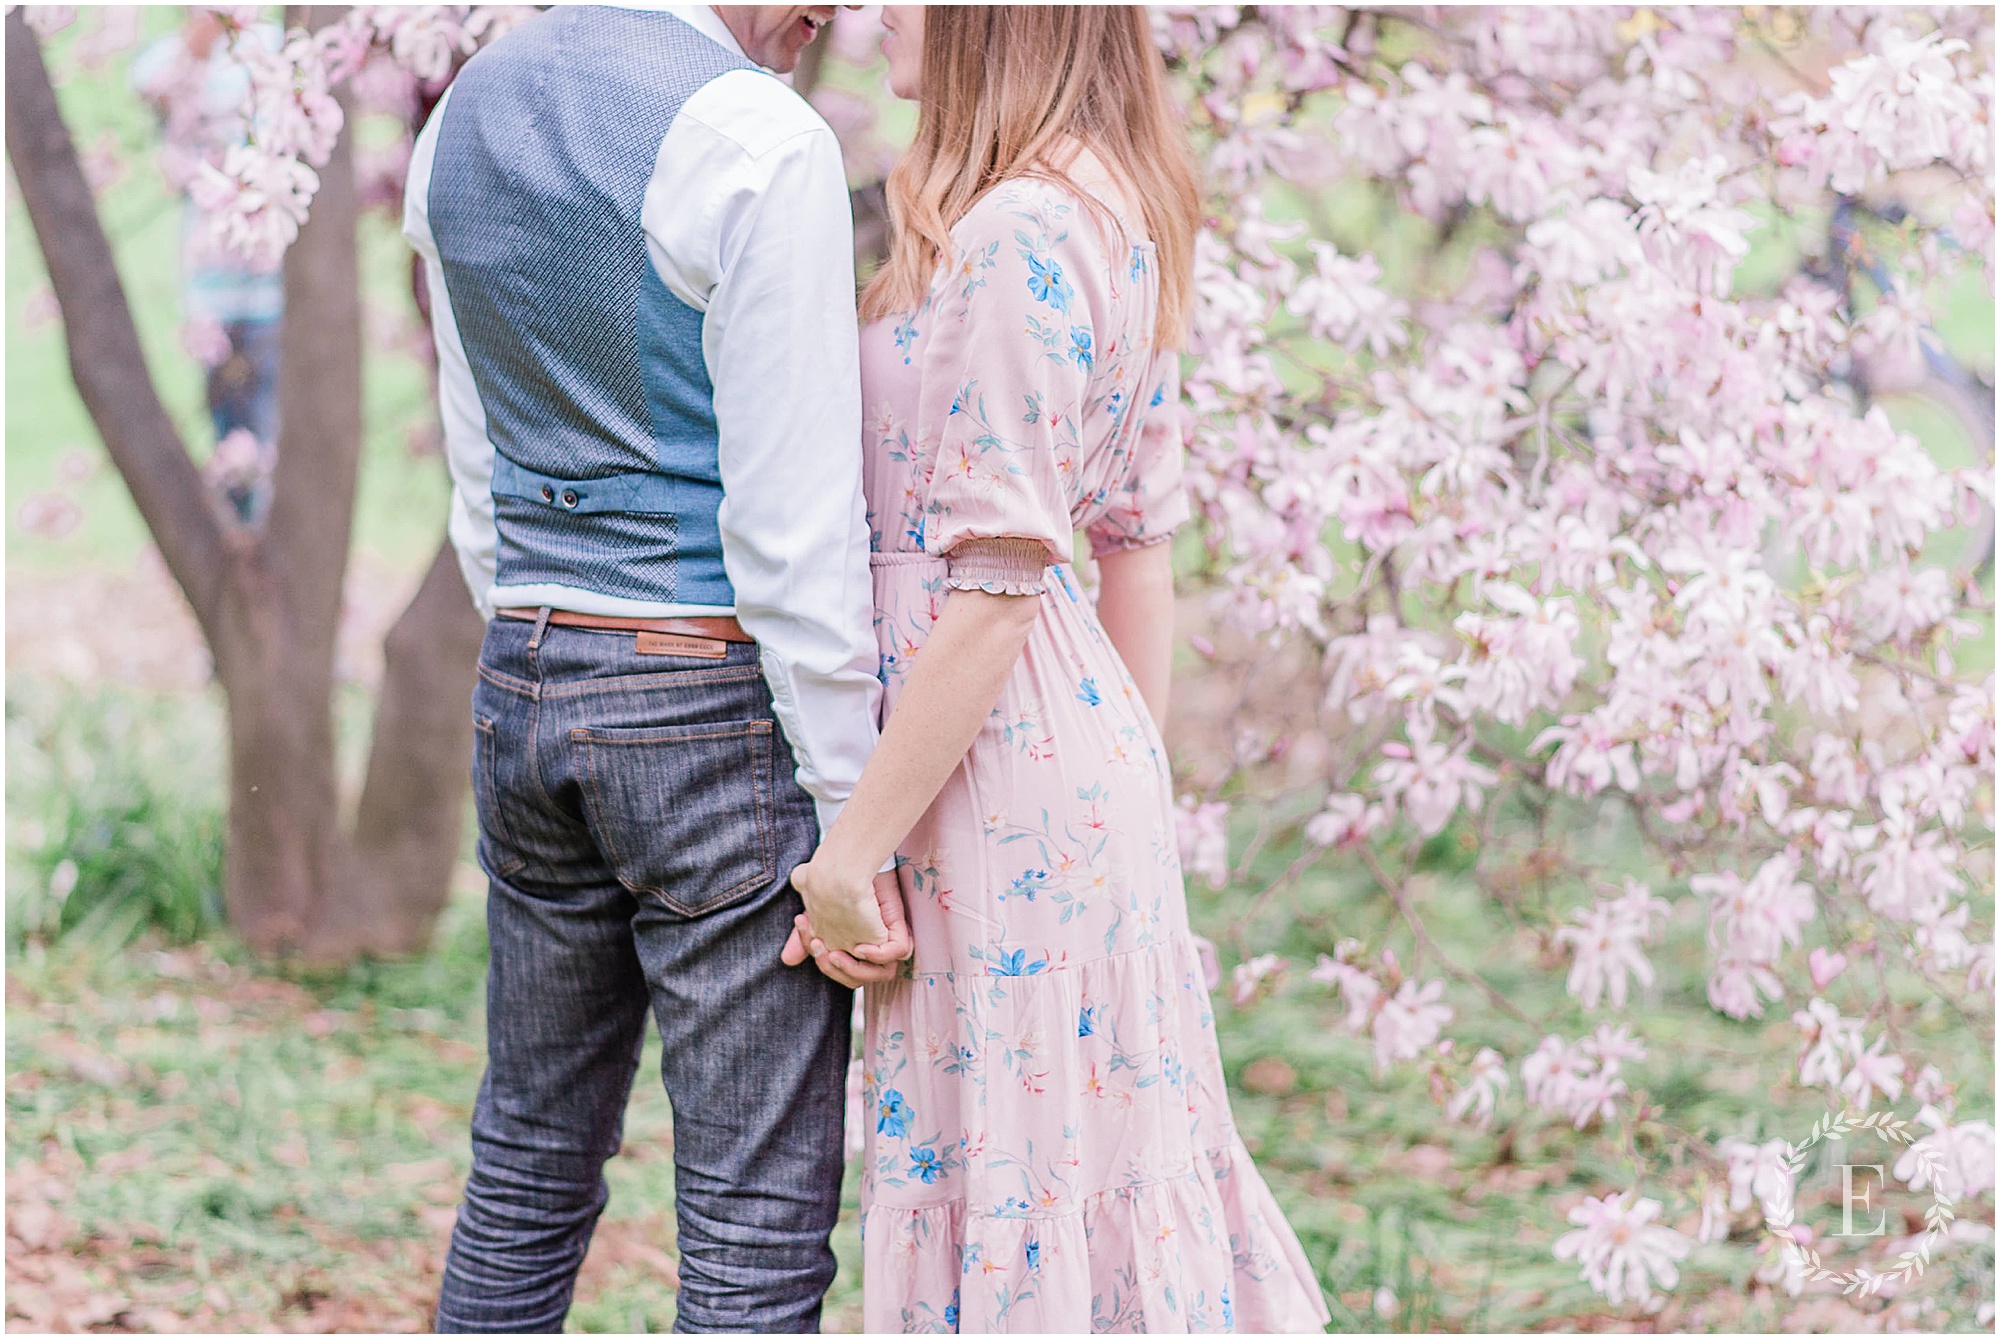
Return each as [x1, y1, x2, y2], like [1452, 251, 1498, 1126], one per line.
[6, 14, 1991, 1333]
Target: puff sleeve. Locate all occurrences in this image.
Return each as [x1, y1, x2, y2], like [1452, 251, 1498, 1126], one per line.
[917, 189, 1101, 596]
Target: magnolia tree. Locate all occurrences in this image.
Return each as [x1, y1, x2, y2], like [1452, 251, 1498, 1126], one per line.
[6, 5, 532, 957]
[1137, 3, 1992, 1320]
[6, 3, 893, 960]
[10, 1, 1995, 1320]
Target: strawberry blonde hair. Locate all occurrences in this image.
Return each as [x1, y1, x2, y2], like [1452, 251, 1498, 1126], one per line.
[859, 6, 1201, 348]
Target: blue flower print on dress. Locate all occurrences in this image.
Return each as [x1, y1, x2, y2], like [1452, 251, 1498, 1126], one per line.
[1024, 251, 1073, 313]
[1078, 1003, 1099, 1038]
[1025, 1237, 1041, 1271]
[988, 947, 1048, 977]
[1004, 868, 1049, 903]
[909, 1144, 947, 1184]
[892, 312, 920, 365]
[1076, 676, 1101, 706]
[877, 1087, 912, 1138]
[1070, 325, 1094, 372]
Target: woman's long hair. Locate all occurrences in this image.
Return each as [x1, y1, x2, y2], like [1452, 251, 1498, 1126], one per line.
[859, 6, 1201, 348]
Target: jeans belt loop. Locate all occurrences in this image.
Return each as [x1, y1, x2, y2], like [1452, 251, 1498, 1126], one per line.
[528, 605, 553, 651]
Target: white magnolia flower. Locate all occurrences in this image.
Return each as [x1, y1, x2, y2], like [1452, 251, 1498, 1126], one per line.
[1371, 977, 1452, 1072]
[1447, 1046, 1510, 1129]
[1717, 1135, 1794, 1215]
[1553, 1191, 1691, 1306]
[1894, 1105, 1996, 1201]
[1556, 879, 1672, 1009]
[1230, 953, 1287, 1007]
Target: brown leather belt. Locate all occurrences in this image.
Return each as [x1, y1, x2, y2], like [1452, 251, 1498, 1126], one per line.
[496, 607, 752, 661]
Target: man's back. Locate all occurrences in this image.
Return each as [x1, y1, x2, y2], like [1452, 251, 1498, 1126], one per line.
[427, 7, 751, 607]
[405, 4, 880, 832]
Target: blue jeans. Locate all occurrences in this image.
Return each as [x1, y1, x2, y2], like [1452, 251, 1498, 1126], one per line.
[434, 616, 851, 1333]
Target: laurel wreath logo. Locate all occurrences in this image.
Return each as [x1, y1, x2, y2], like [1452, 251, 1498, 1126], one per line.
[1760, 1109, 1956, 1297]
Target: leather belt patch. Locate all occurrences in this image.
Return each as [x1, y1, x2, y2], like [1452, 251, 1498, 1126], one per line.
[635, 631, 729, 660]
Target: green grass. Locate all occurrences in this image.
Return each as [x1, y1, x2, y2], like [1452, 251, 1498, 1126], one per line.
[1188, 792, 1994, 1332]
[6, 679, 227, 950]
[6, 673, 1990, 1331]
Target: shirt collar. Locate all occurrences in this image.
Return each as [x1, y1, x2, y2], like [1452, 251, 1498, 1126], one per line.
[586, 4, 746, 59]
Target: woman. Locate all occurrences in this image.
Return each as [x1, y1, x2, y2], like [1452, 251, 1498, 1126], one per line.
[787, 8, 1332, 1332]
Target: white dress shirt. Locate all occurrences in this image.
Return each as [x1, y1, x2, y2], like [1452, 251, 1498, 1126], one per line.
[403, 4, 881, 834]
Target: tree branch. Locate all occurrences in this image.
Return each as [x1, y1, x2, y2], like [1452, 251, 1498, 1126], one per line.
[1358, 840, 1540, 1028]
[265, 7, 362, 636]
[5, 10, 231, 631]
[342, 537, 485, 954]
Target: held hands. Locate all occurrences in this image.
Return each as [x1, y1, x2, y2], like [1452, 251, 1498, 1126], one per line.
[781, 861, 913, 989]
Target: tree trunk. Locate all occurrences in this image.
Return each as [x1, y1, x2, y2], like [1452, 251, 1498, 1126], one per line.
[7, 9, 480, 961]
[212, 577, 344, 952]
[342, 540, 486, 955]
[210, 8, 360, 956]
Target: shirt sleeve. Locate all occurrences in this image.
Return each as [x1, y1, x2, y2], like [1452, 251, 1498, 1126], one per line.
[402, 85, 500, 621]
[647, 72, 882, 836]
[917, 189, 1098, 596]
[1085, 355, 1192, 556]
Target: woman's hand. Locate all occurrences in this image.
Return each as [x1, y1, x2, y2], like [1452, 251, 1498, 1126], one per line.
[781, 864, 913, 988]
[780, 584, 1037, 986]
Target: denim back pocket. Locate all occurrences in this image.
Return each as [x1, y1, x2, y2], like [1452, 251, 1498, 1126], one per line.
[471, 712, 528, 879]
[573, 718, 777, 917]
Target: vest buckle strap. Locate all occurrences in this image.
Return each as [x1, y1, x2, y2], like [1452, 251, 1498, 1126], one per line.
[491, 454, 683, 516]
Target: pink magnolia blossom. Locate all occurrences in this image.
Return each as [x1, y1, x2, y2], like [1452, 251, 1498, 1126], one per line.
[1302, 792, 1386, 849]
[1371, 977, 1451, 1072]
[1230, 953, 1286, 1007]
[1838, 1031, 1908, 1112]
[1445, 1045, 1509, 1129]
[1717, 1135, 1795, 1214]
[1552, 1192, 1691, 1307]
[1792, 995, 1862, 1089]
[189, 144, 318, 273]
[1522, 1027, 1644, 1130]
[1893, 1105, 1996, 1201]
[1555, 879, 1672, 1010]
[1372, 721, 1496, 836]
[1309, 950, 1380, 1033]
[1692, 852, 1816, 1019]
[1285, 242, 1409, 357]
[1174, 796, 1231, 890]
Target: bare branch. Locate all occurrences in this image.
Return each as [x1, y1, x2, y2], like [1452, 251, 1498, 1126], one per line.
[1358, 841, 1540, 1027]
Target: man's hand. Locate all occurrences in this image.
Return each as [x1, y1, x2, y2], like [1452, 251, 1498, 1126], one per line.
[781, 868, 912, 988]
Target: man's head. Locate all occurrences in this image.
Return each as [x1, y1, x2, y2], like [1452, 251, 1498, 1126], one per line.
[711, 6, 837, 73]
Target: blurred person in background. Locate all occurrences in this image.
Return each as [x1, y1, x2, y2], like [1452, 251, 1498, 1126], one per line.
[132, 9, 282, 524]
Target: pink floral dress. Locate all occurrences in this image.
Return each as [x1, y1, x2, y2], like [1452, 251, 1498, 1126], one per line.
[856, 178, 1331, 1334]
